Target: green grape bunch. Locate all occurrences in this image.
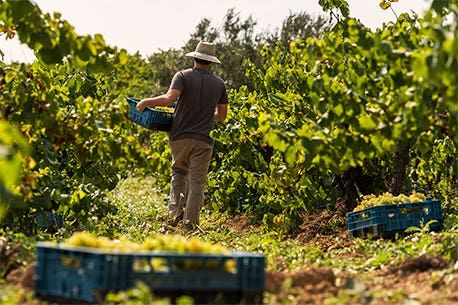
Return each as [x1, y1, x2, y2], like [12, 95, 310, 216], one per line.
[62, 232, 235, 272]
[353, 191, 426, 211]
[63, 232, 230, 254]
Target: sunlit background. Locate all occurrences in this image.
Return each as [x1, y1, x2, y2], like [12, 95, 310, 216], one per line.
[0, 0, 430, 63]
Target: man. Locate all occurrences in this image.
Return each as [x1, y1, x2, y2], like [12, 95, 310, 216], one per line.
[136, 41, 228, 230]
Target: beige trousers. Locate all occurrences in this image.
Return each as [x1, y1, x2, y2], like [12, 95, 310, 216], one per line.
[169, 138, 213, 226]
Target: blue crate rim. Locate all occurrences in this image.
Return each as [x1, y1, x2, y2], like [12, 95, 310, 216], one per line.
[36, 242, 265, 259]
[126, 97, 174, 115]
[346, 199, 441, 217]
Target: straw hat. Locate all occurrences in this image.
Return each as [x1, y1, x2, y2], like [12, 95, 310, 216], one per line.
[185, 41, 221, 64]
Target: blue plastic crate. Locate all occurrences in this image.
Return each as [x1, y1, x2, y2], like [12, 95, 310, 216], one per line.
[346, 200, 442, 238]
[126, 97, 173, 131]
[35, 242, 265, 303]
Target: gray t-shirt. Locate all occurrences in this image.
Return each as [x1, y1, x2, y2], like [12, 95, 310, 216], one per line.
[169, 68, 228, 144]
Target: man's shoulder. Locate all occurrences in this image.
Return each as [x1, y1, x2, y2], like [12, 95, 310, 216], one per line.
[207, 73, 225, 85]
[213, 75, 227, 90]
[182, 68, 194, 73]
[177, 68, 193, 77]
[214, 74, 225, 84]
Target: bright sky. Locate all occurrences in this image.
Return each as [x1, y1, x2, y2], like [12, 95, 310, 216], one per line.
[0, 0, 431, 63]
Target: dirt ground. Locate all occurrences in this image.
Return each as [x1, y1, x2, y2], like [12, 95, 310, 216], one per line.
[261, 211, 458, 305]
[371, 255, 458, 305]
[265, 267, 338, 304]
[5, 263, 36, 290]
[264, 257, 458, 305]
[7, 263, 457, 305]
[224, 214, 252, 233]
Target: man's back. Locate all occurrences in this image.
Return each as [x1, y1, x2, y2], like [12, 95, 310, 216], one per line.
[169, 68, 227, 144]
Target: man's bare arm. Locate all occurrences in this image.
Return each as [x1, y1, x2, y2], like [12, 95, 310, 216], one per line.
[214, 103, 228, 122]
[136, 89, 181, 111]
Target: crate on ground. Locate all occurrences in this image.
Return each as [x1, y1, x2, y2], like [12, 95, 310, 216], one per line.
[346, 200, 442, 238]
[126, 97, 173, 132]
[36, 242, 265, 304]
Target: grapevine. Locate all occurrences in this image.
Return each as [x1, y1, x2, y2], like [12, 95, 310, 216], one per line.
[379, 0, 399, 11]
[0, 0, 456, 228]
[207, 0, 457, 219]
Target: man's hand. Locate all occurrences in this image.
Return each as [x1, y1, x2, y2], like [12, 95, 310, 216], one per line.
[136, 100, 148, 112]
[214, 103, 228, 122]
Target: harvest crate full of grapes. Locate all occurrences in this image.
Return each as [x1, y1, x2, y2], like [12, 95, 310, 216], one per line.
[347, 192, 443, 238]
[35, 233, 265, 304]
